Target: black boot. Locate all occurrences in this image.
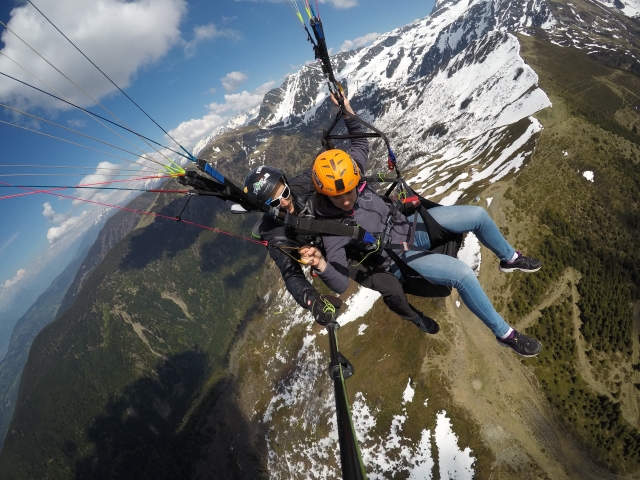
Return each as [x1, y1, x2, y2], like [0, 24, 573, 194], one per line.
[411, 313, 439, 334]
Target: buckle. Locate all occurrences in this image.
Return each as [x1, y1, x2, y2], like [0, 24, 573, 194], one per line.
[402, 242, 410, 251]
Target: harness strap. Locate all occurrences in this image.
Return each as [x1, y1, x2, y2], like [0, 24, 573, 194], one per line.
[283, 213, 376, 244]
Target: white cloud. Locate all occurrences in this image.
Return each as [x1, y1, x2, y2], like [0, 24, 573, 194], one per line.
[46, 211, 89, 244]
[0, 0, 187, 112]
[320, 0, 359, 8]
[168, 81, 276, 147]
[3, 269, 26, 289]
[220, 71, 248, 93]
[38, 161, 153, 246]
[183, 23, 240, 57]
[237, 0, 358, 9]
[338, 32, 380, 52]
[67, 118, 87, 128]
[42, 202, 70, 223]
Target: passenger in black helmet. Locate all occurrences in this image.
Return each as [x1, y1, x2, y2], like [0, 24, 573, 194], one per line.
[243, 165, 342, 325]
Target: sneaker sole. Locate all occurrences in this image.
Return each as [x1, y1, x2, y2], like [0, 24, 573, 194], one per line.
[496, 339, 541, 357]
[499, 266, 541, 273]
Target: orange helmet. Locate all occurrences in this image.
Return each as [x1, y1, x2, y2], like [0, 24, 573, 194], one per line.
[312, 149, 361, 196]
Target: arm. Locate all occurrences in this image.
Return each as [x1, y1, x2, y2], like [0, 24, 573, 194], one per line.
[330, 95, 369, 173]
[268, 246, 317, 309]
[300, 237, 351, 294]
[345, 116, 369, 174]
[258, 215, 317, 308]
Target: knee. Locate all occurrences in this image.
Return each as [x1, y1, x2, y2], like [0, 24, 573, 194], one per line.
[468, 206, 489, 223]
[451, 263, 479, 290]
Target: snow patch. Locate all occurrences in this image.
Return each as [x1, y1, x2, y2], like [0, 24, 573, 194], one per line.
[457, 232, 481, 276]
[402, 379, 415, 404]
[435, 411, 476, 479]
[336, 287, 381, 327]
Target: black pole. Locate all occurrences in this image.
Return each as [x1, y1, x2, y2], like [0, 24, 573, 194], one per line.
[326, 322, 367, 480]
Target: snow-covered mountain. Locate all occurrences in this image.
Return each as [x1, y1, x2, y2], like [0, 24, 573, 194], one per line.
[191, 105, 261, 158]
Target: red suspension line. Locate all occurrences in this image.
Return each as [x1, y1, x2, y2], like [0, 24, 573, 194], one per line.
[1, 177, 267, 246]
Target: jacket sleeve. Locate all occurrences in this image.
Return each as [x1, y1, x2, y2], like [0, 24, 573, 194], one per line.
[316, 235, 351, 294]
[258, 214, 317, 309]
[268, 246, 317, 309]
[345, 116, 369, 173]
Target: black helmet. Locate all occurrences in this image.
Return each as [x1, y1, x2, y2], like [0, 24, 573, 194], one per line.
[243, 166, 286, 206]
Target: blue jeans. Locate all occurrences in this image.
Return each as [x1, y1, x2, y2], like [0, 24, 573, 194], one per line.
[394, 206, 514, 337]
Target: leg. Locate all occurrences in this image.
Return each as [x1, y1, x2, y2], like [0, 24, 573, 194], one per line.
[369, 271, 417, 322]
[426, 205, 515, 261]
[399, 251, 511, 337]
[351, 266, 438, 333]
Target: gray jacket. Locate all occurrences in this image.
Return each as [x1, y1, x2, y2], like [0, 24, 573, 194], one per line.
[315, 122, 411, 294]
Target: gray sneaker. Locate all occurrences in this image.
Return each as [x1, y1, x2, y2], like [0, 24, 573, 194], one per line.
[411, 314, 440, 334]
[496, 330, 542, 357]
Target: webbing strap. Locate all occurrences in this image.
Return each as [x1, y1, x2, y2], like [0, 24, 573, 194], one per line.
[291, 215, 375, 243]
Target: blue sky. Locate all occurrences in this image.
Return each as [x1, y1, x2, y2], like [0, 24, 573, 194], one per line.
[0, 0, 435, 312]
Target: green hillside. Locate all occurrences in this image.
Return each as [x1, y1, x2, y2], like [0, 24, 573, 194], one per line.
[0, 187, 267, 479]
[506, 34, 640, 474]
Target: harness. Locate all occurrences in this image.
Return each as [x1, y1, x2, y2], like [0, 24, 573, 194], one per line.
[341, 177, 463, 298]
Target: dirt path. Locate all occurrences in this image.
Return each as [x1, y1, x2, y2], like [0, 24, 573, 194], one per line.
[516, 268, 612, 400]
[516, 268, 576, 331]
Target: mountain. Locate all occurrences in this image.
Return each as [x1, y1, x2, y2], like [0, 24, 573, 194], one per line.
[191, 105, 261, 158]
[0, 192, 158, 451]
[1, 0, 640, 478]
[0, 239, 91, 452]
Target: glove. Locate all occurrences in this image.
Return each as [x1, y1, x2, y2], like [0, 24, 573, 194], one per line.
[306, 292, 343, 326]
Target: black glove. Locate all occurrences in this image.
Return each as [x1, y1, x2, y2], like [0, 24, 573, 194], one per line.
[306, 292, 343, 326]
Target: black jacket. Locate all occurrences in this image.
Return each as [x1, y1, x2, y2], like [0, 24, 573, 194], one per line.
[255, 116, 367, 308]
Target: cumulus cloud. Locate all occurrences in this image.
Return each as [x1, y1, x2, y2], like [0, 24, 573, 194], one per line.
[338, 32, 380, 53]
[0, 0, 187, 112]
[221, 71, 249, 93]
[3, 269, 27, 289]
[46, 211, 89, 244]
[237, 0, 358, 8]
[67, 118, 87, 128]
[38, 161, 154, 247]
[183, 23, 240, 57]
[169, 81, 276, 147]
[42, 202, 70, 223]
